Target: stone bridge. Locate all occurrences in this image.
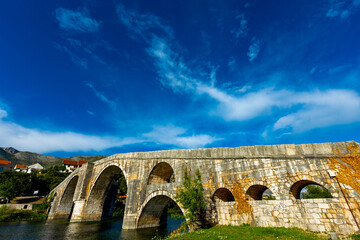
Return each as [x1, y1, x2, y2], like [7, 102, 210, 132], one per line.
[48, 141, 360, 235]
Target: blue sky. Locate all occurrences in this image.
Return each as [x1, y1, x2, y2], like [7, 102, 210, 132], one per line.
[0, 0, 360, 157]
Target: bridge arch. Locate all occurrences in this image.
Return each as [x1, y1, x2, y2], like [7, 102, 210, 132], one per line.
[137, 190, 185, 229]
[246, 184, 275, 200]
[85, 164, 127, 220]
[147, 162, 175, 185]
[290, 179, 333, 199]
[55, 175, 79, 219]
[212, 188, 235, 202]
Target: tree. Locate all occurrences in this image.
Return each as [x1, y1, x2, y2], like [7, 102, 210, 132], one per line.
[301, 184, 332, 199]
[175, 169, 206, 231]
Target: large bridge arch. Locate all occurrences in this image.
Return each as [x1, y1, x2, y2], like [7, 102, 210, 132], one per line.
[50, 174, 79, 219]
[83, 164, 127, 221]
[136, 190, 185, 229]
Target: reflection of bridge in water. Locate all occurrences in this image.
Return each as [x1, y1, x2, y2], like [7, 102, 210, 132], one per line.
[48, 141, 360, 235]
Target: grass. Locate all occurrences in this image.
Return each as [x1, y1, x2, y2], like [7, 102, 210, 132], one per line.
[166, 225, 330, 240]
[0, 205, 47, 222]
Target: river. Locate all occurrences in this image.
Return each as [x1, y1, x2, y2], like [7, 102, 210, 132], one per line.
[0, 215, 184, 240]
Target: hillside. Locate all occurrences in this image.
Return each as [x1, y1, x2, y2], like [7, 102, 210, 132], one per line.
[0, 147, 106, 168]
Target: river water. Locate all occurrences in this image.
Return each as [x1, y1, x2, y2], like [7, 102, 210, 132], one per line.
[0, 215, 184, 240]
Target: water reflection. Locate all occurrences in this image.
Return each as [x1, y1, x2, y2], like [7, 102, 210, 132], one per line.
[0, 215, 184, 240]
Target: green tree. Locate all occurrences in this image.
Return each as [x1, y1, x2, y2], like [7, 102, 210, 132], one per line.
[301, 184, 332, 199]
[175, 169, 206, 231]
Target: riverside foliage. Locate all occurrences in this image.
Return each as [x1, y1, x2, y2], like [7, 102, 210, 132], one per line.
[0, 166, 69, 201]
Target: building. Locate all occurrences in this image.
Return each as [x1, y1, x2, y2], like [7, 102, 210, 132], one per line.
[14, 164, 27, 172]
[0, 160, 11, 172]
[63, 160, 88, 172]
[27, 163, 44, 173]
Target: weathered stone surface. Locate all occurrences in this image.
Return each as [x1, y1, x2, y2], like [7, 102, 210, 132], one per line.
[47, 141, 360, 235]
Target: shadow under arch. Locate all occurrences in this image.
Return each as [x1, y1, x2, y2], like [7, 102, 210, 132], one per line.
[290, 179, 332, 199]
[246, 184, 275, 200]
[56, 175, 79, 219]
[147, 162, 175, 185]
[85, 164, 127, 221]
[137, 191, 185, 229]
[212, 188, 235, 202]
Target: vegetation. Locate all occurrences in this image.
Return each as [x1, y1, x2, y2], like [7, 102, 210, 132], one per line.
[166, 225, 329, 240]
[174, 169, 206, 231]
[112, 171, 127, 218]
[0, 166, 69, 201]
[301, 185, 332, 199]
[0, 205, 47, 222]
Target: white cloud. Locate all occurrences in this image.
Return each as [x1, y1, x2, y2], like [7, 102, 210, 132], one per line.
[274, 90, 360, 132]
[0, 107, 217, 153]
[247, 39, 260, 62]
[143, 125, 219, 148]
[55, 8, 100, 32]
[0, 108, 141, 153]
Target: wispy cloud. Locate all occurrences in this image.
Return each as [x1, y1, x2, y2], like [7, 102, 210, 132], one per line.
[117, 4, 173, 41]
[143, 125, 219, 148]
[0, 107, 217, 153]
[326, 0, 360, 19]
[55, 8, 100, 32]
[85, 82, 116, 110]
[231, 14, 248, 39]
[247, 39, 260, 62]
[54, 43, 88, 69]
[116, 4, 360, 135]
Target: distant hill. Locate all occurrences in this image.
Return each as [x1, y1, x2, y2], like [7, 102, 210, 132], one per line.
[0, 147, 106, 168]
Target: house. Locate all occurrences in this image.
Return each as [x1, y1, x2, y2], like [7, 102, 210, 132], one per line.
[78, 160, 88, 167]
[27, 163, 44, 173]
[0, 160, 11, 172]
[63, 160, 78, 172]
[62, 160, 87, 172]
[14, 164, 27, 172]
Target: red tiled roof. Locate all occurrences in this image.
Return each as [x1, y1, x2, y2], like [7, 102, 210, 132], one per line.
[15, 164, 27, 169]
[78, 160, 88, 165]
[0, 160, 11, 165]
[62, 160, 78, 165]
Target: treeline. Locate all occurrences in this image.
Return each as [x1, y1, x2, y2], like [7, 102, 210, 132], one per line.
[0, 166, 70, 201]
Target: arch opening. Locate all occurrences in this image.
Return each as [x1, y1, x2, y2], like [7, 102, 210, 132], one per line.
[212, 188, 235, 202]
[86, 165, 127, 221]
[147, 162, 175, 185]
[290, 180, 332, 199]
[246, 185, 275, 200]
[56, 176, 79, 219]
[137, 195, 184, 229]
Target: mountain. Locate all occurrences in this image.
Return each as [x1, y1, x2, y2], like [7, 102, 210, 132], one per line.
[0, 147, 106, 168]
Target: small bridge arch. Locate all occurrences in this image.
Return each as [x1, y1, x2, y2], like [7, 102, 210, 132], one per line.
[147, 162, 175, 185]
[137, 190, 185, 229]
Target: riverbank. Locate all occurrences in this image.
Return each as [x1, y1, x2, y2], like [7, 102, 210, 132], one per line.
[166, 225, 360, 240]
[0, 205, 47, 222]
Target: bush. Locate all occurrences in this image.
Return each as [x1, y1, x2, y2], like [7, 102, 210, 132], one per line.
[175, 169, 206, 231]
